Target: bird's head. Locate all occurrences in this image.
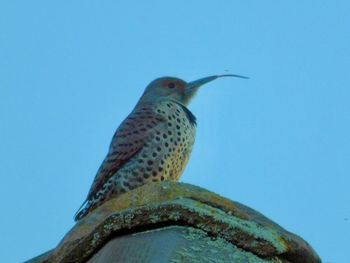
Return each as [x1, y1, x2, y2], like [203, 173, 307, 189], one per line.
[139, 74, 248, 106]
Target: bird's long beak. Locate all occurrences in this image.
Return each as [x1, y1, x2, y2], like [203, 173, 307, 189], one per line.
[183, 74, 248, 104]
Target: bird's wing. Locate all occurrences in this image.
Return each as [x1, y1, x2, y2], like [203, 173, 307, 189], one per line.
[86, 106, 165, 201]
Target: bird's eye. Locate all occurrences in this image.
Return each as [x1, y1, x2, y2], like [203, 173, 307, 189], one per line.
[168, 82, 175, 89]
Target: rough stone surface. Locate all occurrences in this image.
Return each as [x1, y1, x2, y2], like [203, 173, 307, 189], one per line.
[25, 182, 321, 263]
[88, 226, 280, 263]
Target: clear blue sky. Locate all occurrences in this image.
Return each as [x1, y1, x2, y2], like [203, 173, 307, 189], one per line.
[0, 1, 349, 262]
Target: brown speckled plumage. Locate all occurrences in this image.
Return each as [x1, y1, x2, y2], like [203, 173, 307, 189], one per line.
[75, 74, 247, 221]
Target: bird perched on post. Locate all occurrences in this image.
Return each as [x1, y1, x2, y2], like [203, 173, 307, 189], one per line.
[75, 74, 247, 221]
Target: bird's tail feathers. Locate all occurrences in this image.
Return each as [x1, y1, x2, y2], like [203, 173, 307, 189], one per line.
[74, 200, 90, 221]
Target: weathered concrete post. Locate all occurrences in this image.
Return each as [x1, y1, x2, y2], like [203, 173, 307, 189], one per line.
[26, 182, 321, 263]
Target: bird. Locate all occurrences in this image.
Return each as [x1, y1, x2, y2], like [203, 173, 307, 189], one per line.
[74, 74, 248, 221]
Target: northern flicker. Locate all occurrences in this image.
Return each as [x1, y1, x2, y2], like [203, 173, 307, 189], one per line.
[75, 74, 247, 221]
